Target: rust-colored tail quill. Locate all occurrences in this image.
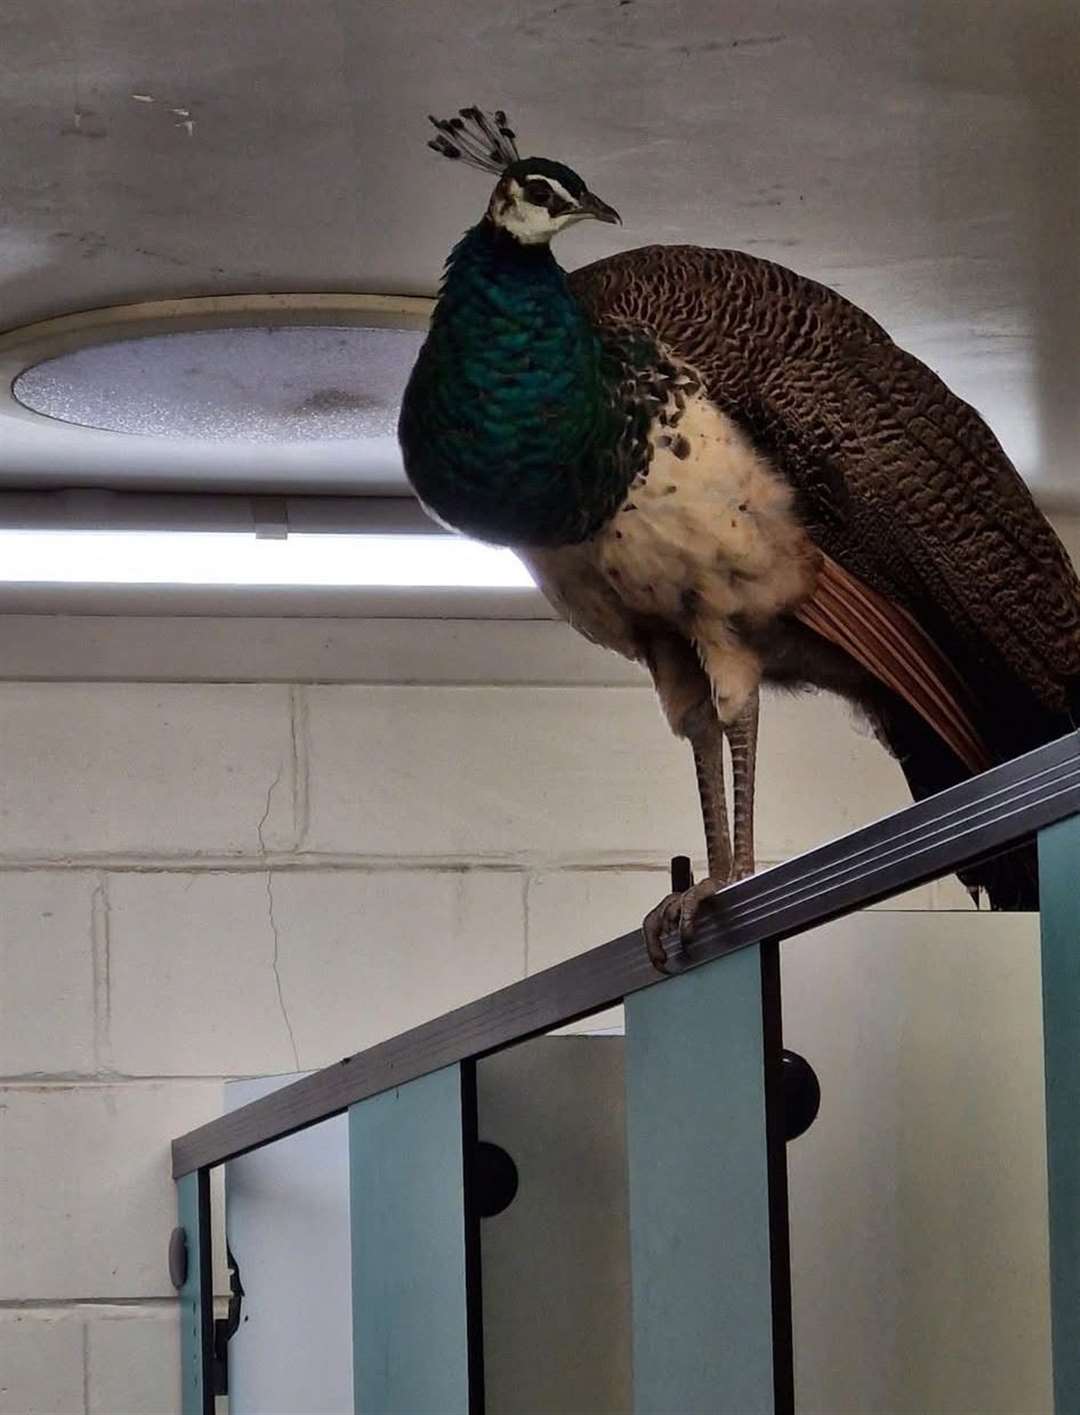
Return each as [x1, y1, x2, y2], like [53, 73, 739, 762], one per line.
[796, 554, 992, 775]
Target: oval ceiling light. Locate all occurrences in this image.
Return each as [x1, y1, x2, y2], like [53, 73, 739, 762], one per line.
[13, 325, 425, 443]
[0, 294, 435, 493]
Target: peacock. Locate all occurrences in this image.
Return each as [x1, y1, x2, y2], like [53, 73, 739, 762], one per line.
[398, 107, 1080, 968]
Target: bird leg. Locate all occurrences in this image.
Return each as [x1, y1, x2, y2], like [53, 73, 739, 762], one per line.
[643, 710, 735, 971]
[694, 715, 734, 883]
[728, 688, 760, 879]
[641, 634, 753, 971]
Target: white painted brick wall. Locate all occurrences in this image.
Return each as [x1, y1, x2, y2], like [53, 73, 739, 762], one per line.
[0, 685, 296, 860]
[1, 1083, 223, 1301]
[303, 684, 910, 864]
[0, 1312, 85, 1415]
[1, 873, 98, 1076]
[0, 615, 991, 1412]
[0, 1308, 181, 1415]
[108, 869, 526, 1075]
[85, 1309, 182, 1415]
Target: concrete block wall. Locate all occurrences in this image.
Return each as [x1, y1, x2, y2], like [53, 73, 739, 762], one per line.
[0, 607, 1018, 1414]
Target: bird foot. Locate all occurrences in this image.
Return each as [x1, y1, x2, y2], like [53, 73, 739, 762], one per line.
[643, 875, 729, 973]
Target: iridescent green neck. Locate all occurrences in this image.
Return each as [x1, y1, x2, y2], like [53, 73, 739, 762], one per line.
[398, 219, 643, 547]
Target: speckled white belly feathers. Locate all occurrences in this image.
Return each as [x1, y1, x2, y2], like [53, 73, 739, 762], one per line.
[525, 372, 820, 721]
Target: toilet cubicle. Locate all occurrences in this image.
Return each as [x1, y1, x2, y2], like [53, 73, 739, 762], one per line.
[170, 733, 1080, 1414]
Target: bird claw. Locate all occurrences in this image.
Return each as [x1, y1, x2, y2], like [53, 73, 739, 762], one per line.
[642, 876, 727, 973]
[643, 891, 684, 972]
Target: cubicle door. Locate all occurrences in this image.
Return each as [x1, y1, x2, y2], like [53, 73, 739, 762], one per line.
[224, 1075, 353, 1415]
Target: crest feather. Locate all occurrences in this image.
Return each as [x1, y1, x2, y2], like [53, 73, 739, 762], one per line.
[427, 106, 521, 174]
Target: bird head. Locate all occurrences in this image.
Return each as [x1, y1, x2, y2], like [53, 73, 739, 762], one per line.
[488, 158, 621, 244]
[427, 107, 620, 246]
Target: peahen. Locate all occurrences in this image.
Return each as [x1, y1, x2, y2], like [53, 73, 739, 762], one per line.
[398, 107, 1080, 967]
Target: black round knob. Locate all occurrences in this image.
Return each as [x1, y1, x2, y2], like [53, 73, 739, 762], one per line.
[168, 1226, 188, 1289]
[782, 1049, 821, 1141]
[473, 1141, 519, 1218]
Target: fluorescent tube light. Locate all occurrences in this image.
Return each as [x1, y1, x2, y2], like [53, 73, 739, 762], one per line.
[0, 530, 536, 589]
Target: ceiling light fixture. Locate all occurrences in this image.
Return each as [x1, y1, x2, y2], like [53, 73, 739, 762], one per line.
[0, 294, 434, 494]
[0, 296, 544, 607]
[0, 529, 535, 589]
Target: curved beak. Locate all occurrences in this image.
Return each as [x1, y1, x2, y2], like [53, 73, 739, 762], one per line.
[580, 190, 621, 225]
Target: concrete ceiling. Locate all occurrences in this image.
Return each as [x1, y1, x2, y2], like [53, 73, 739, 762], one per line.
[0, 0, 1078, 502]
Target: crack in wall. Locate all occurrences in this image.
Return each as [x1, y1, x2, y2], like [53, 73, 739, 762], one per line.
[264, 868, 300, 1072]
[257, 762, 300, 1069]
[256, 762, 284, 853]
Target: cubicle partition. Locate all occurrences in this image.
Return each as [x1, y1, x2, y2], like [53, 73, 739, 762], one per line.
[171, 733, 1080, 1414]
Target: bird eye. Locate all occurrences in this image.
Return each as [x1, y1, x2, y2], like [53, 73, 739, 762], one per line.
[522, 178, 553, 204]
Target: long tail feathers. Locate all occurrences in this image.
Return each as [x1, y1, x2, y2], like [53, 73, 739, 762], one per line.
[795, 554, 993, 776]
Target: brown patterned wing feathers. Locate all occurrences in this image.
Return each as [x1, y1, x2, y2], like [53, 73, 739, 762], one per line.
[788, 332, 1080, 683]
[569, 245, 1080, 718]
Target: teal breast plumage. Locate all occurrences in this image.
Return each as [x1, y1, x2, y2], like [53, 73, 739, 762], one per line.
[399, 215, 651, 547]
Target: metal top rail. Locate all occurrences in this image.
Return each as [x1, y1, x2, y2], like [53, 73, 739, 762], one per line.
[172, 730, 1080, 1178]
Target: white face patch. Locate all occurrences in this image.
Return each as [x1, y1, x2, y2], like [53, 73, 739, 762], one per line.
[491, 175, 588, 245]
